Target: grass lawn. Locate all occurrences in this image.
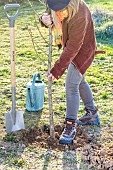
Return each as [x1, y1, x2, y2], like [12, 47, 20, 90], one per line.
[0, 0, 113, 170]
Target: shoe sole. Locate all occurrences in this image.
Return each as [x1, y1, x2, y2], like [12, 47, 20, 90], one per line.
[77, 116, 100, 126]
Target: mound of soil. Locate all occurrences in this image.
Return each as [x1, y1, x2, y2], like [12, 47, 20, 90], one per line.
[18, 124, 92, 150]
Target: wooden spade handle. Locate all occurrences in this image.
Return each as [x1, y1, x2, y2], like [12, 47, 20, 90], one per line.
[10, 27, 16, 87]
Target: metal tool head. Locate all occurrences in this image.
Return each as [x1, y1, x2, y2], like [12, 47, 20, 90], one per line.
[5, 110, 25, 133]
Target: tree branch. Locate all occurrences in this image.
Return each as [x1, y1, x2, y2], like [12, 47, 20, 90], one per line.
[28, 28, 48, 66]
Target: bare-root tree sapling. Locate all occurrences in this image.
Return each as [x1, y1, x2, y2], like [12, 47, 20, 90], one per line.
[27, 0, 55, 139]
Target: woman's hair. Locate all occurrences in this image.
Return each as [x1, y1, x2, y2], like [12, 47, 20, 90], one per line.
[51, 0, 82, 27]
[67, 0, 82, 21]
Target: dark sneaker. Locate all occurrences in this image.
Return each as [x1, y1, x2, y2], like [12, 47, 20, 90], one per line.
[77, 108, 100, 126]
[59, 121, 76, 144]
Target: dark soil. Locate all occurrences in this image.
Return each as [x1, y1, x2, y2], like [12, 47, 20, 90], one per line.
[17, 124, 93, 150]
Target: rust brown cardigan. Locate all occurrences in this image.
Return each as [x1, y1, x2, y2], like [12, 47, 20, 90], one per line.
[40, 2, 104, 79]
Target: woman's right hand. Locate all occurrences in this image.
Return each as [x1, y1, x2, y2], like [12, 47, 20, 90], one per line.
[47, 73, 55, 81]
[41, 13, 53, 27]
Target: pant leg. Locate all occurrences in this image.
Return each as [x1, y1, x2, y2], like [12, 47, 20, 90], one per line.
[65, 63, 84, 120]
[79, 76, 96, 111]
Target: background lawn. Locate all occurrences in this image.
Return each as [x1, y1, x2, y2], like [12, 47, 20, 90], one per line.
[0, 0, 113, 169]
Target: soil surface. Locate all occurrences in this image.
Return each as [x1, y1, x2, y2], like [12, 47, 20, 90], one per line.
[17, 124, 92, 150]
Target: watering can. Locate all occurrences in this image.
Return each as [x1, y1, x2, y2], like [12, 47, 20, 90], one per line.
[26, 73, 44, 111]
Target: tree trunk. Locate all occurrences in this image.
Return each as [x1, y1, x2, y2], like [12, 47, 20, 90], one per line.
[48, 26, 55, 139]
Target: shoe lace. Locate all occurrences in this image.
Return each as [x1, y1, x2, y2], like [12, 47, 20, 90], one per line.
[84, 108, 91, 116]
[64, 123, 74, 135]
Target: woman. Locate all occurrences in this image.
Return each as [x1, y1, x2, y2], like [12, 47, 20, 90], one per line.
[41, 0, 104, 144]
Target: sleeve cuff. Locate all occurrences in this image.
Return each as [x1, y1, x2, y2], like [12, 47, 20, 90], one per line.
[50, 68, 61, 80]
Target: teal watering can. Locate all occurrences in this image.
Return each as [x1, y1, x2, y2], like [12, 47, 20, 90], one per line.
[26, 73, 44, 111]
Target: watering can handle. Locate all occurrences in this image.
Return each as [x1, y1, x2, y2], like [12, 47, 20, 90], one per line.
[4, 4, 20, 27]
[32, 73, 41, 85]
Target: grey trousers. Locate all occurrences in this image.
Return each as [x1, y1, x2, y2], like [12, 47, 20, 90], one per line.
[66, 63, 96, 120]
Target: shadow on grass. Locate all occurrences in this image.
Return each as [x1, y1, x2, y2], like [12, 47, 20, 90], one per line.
[42, 149, 51, 170]
[0, 136, 27, 169]
[24, 109, 43, 129]
[0, 109, 43, 169]
[62, 150, 88, 170]
[62, 125, 101, 170]
[42, 148, 89, 170]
